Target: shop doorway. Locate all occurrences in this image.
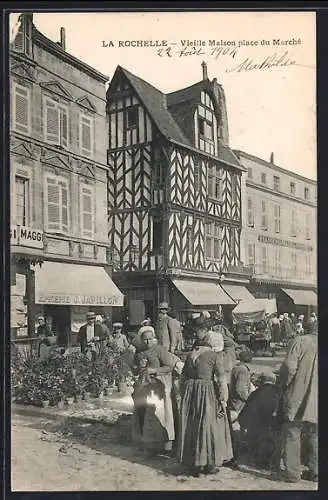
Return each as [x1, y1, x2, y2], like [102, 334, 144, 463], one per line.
[44, 305, 71, 347]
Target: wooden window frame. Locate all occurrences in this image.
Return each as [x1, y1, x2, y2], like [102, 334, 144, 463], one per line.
[274, 204, 281, 233]
[261, 200, 268, 231]
[80, 182, 95, 239]
[247, 197, 254, 227]
[126, 105, 138, 130]
[43, 96, 69, 149]
[207, 165, 222, 202]
[14, 175, 30, 226]
[79, 112, 94, 158]
[205, 221, 221, 261]
[273, 175, 280, 192]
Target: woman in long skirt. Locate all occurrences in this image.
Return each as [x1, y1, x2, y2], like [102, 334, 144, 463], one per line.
[131, 326, 176, 455]
[178, 338, 233, 476]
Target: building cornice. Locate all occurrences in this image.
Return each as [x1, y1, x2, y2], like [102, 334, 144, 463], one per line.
[234, 149, 317, 186]
[32, 27, 109, 83]
[246, 179, 317, 208]
[10, 131, 109, 173]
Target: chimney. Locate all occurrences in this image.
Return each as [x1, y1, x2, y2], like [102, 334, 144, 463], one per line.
[201, 61, 208, 80]
[60, 27, 66, 51]
[270, 152, 274, 164]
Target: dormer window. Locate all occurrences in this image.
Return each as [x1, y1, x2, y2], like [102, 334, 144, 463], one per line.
[12, 14, 33, 57]
[199, 117, 214, 141]
[197, 91, 217, 155]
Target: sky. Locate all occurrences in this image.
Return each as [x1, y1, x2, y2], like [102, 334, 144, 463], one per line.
[11, 11, 316, 180]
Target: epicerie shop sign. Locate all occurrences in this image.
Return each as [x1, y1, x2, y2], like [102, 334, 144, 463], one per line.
[37, 294, 121, 306]
[11, 225, 44, 250]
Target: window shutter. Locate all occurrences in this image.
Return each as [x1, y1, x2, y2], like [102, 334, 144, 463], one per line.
[46, 178, 60, 231]
[60, 107, 68, 148]
[60, 182, 68, 232]
[14, 85, 29, 133]
[81, 116, 92, 156]
[45, 99, 59, 144]
[81, 186, 93, 238]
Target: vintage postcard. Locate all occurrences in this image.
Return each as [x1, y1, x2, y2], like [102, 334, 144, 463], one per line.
[9, 10, 317, 492]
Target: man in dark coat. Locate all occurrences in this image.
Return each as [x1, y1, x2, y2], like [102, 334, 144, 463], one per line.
[239, 372, 279, 469]
[155, 302, 177, 354]
[77, 312, 108, 352]
[276, 321, 318, 483]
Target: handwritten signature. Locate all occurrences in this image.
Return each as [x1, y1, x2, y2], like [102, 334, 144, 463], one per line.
[225, 51, 299, 73]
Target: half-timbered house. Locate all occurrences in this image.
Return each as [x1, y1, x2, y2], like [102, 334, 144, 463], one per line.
[107, 63, 253, 325]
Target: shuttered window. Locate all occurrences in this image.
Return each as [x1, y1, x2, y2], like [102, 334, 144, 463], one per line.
[44, 98, 68, 148]
[247, 243, 255, 268]
[261, 246, 268, 273]
[12, 15, 32, 56]
[261, 200, 268, 230]
[305, 213, 311, 240]
[291, 209, 297, 237]
[80, 184, 94, 238]
[274, 248, 281, 275]
[80, 114, 93, 157]
[45, 176, 69, 233]
[247, 197, 254, 227]
[273, 204, 281, 233]
[13, 84, 30, 134]
[15, 176, 29, 226]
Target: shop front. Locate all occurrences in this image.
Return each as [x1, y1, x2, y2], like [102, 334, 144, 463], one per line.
[34, 261, 125, 346]
[279, 288, 318, 318]
[168, 278, 236, 323]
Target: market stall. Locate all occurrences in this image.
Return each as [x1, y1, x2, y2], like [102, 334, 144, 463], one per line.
[232, 298, 277, 352]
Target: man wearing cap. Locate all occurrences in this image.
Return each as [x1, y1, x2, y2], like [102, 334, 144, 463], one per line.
[155, 302, 177, 354]
[107, 322, 129, 354]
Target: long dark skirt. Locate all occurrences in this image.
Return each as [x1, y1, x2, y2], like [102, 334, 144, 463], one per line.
[178, 379, 233, 468]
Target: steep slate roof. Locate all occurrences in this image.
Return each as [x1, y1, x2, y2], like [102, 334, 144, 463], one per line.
[115, 66, 242, 169]
[166, 81, 205, 107]
[119, 67, 190, 145]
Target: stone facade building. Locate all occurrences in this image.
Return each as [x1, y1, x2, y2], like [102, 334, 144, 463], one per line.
[10, 14, 123, 345]
[236, 149, 317, 315]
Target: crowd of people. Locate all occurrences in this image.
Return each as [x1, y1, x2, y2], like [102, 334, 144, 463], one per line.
[36, 303, 318, 484]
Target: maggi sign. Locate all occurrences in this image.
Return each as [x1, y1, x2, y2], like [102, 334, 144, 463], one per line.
[11, 225, 44, 250]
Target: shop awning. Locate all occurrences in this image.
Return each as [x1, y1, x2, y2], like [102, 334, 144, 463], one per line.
[221, 284, 255, 303]
[172, 279, 236, 306]
[35, 262, 124, 307]
[281, 288, 317, 307]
